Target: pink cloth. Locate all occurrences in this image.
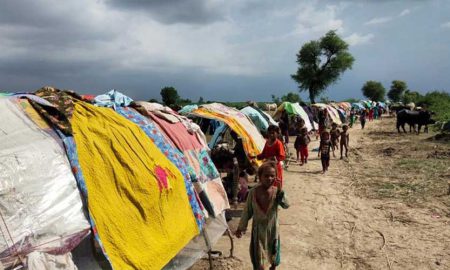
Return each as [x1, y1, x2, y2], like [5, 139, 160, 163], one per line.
[148, 112, 203, 150]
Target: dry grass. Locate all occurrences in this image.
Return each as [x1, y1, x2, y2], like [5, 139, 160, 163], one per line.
[348, 118, 450, 205]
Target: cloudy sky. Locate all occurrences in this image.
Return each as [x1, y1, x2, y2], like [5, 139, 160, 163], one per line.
[1, 0, 449, 102]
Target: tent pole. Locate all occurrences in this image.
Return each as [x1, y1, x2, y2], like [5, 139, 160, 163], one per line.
[201, 227, 213, 270]
[232, 157, 239, 208]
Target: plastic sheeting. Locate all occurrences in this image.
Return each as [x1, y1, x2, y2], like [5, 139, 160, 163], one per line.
[0, 98, 90, 268]
[163, 212, 228, 270]
[240, 106, 270, 132]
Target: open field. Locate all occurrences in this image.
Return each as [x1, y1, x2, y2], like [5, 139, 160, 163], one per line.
[191, 116, 450, 269]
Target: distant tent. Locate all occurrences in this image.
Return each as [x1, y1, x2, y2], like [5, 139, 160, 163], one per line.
[312, 103, 342, 125]
[338, 102, 352, 110]
[352, 102, 365, 110]
[273, 102, 315, 131]
[179, 104, 198, 115]
[240, 106, 277, 133]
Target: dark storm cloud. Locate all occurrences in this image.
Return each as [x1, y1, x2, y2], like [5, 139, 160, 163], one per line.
[105, 0, 225, 24]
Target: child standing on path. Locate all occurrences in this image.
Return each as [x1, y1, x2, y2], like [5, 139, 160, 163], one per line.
[360, 109, 367, 129]
[252, 125, 286, 187]
[330, 123, 340, 157]
[294, 127, 310, 165]
[318, 131, 332, 174]
[235, 161, 289, 270]
[340, 125, 350, 159]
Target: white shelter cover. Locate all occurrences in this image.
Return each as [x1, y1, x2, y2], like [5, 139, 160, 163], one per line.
[0, 98, 90, 267]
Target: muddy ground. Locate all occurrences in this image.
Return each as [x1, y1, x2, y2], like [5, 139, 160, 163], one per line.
[191, 116, 450, 270]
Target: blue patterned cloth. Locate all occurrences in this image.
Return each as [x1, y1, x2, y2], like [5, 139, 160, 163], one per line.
[55, 130, 112, 265]
[94, 90, 133, 109]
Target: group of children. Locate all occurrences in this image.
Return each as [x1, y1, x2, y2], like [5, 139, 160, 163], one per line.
[234, 120, 351, 269]
[293, 121, 350, 173]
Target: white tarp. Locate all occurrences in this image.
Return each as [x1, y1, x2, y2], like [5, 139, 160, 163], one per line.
[0, 98, 90, 268]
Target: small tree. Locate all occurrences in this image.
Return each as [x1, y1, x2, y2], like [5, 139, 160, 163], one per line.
[291, 30, 355, 104]
[281, 92, 301, 103]
[198, 96, 204, 104]
[148, 98, 159, 103]
[160, 86, 180, 106]
[387, 80, 407, 102]
[271, 94, 281, 104]
[402, 90, 422, 104]
[361, 81, 386, 101]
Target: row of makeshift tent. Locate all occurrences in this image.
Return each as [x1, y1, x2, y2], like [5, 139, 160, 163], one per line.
[0, 88, 231, 270]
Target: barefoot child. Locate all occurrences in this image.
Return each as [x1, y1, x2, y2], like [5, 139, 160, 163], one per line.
[294, 127, 310, 165]
[318, 131, 332, 173]
[330, 123, 340, 157]
[340, 125, 350, 159]
[252, 125, 286, 187]
[235, 162, 289, 270]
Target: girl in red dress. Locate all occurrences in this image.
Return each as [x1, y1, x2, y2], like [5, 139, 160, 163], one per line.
[254, 125, 286, 187]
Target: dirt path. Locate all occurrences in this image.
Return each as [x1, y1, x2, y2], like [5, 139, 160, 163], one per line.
[192, 117, 450, 270]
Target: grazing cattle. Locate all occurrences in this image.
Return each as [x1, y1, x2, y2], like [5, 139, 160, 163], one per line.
[396, 109, 436, 134]
[265, 103, 277, 112]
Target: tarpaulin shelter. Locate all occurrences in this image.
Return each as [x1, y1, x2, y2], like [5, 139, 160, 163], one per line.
[189, 103, 265, 166]
[273, 102, 315, 131]
[312, 103, 342, 125]
[0, 97, 90, 269]
[0, 87, 231, 270]
[179, 104, 198, 115]
[338, 102, 352, 110]
[352, 102, 365, 110]
[240, 106, 277, 133]
[132, 100, 229, 218]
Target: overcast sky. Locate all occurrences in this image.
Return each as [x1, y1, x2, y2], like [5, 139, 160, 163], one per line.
[1, 0, 449, 102]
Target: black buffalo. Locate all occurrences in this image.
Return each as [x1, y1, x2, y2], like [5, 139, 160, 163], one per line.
[396, 109, 436, 134]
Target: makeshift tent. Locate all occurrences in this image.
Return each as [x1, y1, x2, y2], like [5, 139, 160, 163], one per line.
[240, 106, 272, 133]
[179, 104, 199, 115]
[273, 102, 314, 131]
[326, 105, 342, 125]
[352, 102, 365, 110]
[312, 103, 342, 125]
[189, 103, 265, 165]
[0, 97, 90, 268]
[338, 102, 352, 110]
[133, 101, 230, 218]
[94, 93, 230, 269]
[0, 87, 231, 270]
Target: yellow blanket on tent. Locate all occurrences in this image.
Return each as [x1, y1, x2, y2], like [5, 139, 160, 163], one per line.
[191, 104, 265, 166]
[72, 102, 198, 270]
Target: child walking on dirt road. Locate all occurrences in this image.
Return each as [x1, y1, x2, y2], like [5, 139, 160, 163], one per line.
[235, 161, 289, 270]
[318, 131, 332, 173]
[294, 127, 310, 165]
[340, 125, 350, 159]
[330, 123, 340, 157]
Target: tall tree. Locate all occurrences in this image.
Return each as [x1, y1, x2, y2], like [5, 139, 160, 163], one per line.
[387, 80, 407, 102]
[160, 86, 180, 106]
[361, 81, 385, 101]
[291, 30, 355, 104]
